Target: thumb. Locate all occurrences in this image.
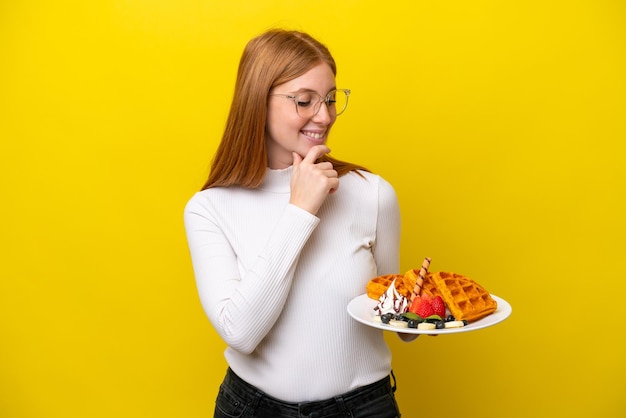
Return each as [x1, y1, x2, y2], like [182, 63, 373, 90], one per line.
[292, 152, 303, 166]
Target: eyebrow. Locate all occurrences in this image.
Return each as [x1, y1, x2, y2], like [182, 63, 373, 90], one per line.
[288, 87, 338, 95]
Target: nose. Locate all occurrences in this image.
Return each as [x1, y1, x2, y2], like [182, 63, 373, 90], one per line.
[312, 101, 333, 124]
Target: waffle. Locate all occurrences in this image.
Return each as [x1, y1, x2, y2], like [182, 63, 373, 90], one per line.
[402, 268, 423, 301]
[366, 274, 410, 300]
[420, 271, 497, 322]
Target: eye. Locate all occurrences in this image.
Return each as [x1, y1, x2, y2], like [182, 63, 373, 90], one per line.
[295, 92, 315, 108]
[296, 100, 313, 108]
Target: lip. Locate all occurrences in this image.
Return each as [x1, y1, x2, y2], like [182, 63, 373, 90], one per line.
[301, 130, 327, 145]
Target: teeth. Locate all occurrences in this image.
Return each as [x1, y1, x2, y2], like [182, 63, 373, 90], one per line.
[303, 131, 324, 139]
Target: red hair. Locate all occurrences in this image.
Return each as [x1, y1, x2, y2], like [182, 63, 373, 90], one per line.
[202, 29, 368, 190]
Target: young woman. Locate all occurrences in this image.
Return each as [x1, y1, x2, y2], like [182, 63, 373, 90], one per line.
[184, 28, 408, 418]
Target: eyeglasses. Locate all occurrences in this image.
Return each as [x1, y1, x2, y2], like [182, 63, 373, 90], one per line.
[270, 89, 351, 118]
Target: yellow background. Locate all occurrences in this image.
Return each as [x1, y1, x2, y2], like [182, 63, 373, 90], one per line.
[1, 1, 624, 417]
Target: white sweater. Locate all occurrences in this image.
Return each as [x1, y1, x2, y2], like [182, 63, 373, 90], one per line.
[184, 166, 401, 402]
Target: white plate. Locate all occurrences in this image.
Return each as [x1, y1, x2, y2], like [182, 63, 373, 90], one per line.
[347, 293, 512, 335]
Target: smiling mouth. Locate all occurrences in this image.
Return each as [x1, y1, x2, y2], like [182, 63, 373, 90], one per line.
[302, 130, 325, 140]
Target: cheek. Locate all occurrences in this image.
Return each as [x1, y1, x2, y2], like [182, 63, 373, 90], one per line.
[270, 114, 303, 136]
[266, 109, 283, 141]
[267, 105, 299, 133]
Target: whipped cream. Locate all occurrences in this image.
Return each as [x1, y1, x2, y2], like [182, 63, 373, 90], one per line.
[374, 279, 408, 316]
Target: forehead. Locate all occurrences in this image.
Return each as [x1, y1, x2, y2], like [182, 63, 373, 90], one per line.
[275, 63, 336, 94]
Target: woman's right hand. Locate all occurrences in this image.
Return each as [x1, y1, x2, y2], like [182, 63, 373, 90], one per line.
[289, 145, 339, 215]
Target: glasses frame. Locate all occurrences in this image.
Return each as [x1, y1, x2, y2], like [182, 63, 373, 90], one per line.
[270, 89, 351, 118]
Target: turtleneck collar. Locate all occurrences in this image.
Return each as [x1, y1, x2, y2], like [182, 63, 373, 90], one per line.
[258, 166, 292, 193]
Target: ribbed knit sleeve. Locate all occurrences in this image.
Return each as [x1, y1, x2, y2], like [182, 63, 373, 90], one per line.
[373, 177, 401, 275]
[184, 191, 319, 354]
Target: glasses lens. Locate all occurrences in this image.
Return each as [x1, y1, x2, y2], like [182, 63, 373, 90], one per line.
[294, 92, 322, 118]
[293, 90, 350, 118]
[328, 90, 349, 116]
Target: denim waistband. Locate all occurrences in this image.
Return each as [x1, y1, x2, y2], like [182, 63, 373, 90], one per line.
[223, 368, 395, 417]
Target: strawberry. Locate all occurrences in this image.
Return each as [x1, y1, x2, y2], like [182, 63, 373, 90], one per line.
[420, 293, 433, 303]
[431, 295, 446, 318]
[408, 295, 422, 314]
[415, 298, 435, 318]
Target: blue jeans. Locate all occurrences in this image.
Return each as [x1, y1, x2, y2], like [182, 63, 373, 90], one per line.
[213, 368, 401, 418]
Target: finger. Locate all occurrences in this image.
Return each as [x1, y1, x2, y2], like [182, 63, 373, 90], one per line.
[328, 177, 339, 194]
[315, 162, 335, 172]
[292, 152, 303, 166]
[322, 168, 338, 178]
[302, 145, 330, 164]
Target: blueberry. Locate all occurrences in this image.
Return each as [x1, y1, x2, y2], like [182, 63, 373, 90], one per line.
[446, 315, 456, 322]
[435, 320, 445, 329]
[381, 313, 393, 324]
[407, 319, 419, 328]
[395, 314, 408, 321]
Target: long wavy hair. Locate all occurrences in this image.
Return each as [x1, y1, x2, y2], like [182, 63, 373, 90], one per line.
[202, 29, 368, 190]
